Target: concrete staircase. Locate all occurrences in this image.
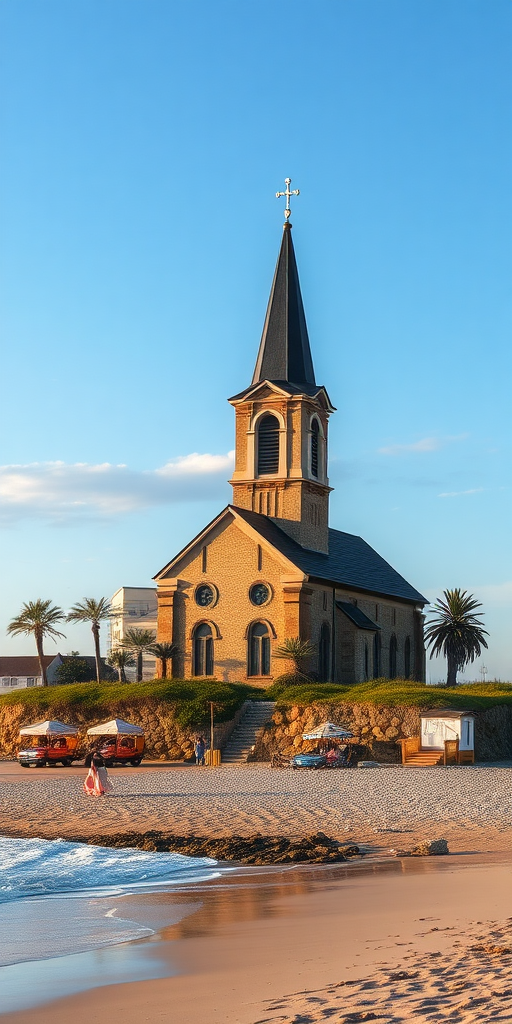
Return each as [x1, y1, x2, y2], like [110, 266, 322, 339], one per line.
[402, 749, 444, 766]
[221, 700, 275, 764]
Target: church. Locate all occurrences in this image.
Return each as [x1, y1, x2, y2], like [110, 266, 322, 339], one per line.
[154, 194, 427, 685]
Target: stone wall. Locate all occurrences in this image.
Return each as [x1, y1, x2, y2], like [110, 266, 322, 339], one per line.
[251, 702, 512, 762]
[0, 699, 237, 762]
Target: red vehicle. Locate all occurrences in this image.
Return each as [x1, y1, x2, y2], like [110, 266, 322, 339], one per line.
[18, 720, 79, 767]
[86, 718, 145, 766]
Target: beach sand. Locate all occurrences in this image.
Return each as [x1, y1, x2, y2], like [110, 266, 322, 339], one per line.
[2, 854, 512, 1023]
[1, 760, 511, 853]
[1, 761, 512, 1022]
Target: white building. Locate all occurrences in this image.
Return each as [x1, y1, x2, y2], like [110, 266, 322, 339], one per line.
[0, 656, 54, 690]
[108, 587, 158, 681]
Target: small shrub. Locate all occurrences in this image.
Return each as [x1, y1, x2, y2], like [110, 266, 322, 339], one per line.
[267, 673, 310, 697]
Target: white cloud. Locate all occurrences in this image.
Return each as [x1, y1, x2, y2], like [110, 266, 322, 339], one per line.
[0, 452, 235, 523]
[378, 434, 468, 456]
[438, 488, 484, 498]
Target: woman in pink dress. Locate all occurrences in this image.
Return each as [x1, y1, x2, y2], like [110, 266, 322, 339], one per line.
[83, 749, 114, 797]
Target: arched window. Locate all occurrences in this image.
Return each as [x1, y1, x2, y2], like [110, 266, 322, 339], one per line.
[248, 622, 271, 676]
[311, 418, 320, 478]
[319, 622, 331, 681]
[404, 636, 411, 679]
[193, 622, 214, 677]
[373, 633, 381, 677]
[364, 643, 369, 680]
[257, 415, 280, 475]
[389, 634, 397, 679]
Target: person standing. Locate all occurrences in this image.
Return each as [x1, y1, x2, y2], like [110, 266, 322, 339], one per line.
[194, 735, 206, 766]
[83, 747, 114, 796]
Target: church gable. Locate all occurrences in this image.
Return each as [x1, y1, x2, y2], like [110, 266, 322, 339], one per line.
[154, 192, 426, 684]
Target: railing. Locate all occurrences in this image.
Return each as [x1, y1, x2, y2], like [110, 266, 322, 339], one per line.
[399, 736, 420, 763]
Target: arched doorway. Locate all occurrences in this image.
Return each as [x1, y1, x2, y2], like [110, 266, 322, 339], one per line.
[404, 636, 411, 679]
[319, 622, 331, 681]
[389, 634, 397, 679]
[310, 418, 320, 478]
[193, 622, 214, 677]
[248, 622, 271, 676]
[373, 633, 381, 677]
[257, 415, 280, 475]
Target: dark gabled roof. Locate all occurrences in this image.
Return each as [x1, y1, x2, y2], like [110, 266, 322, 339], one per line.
[0, 656, 55, 676]
[229, 379, 326, 402]
[231, 506, 427, 604]
[252, 222, 316, 388]
[336, 601, 380, 630]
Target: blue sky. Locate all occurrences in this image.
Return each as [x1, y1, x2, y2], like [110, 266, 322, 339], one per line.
[0, 0, 510, 679]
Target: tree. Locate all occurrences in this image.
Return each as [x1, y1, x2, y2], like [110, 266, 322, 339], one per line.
[55, 658, 93, 685]
[424, 589, 489, 687]
[66, 597, 112, 685]
[149, 641, 181, 679]
[108, 648, 136, 683]
[7, 599, 66, 686]
[274, 637, 317, 678]
[121, 628, 156, 682]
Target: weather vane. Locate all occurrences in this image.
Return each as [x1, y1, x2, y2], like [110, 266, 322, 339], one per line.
[276, 177, 300, 220]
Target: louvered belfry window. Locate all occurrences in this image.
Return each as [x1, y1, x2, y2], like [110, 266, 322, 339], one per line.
[311, 418, 319, 478]
[257, 415, 280, 475]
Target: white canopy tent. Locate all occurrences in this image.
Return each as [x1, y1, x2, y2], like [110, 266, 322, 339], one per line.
[86, 718, 144, 736]
[302, 721, 353, 740]
[19, 720, 78, 736]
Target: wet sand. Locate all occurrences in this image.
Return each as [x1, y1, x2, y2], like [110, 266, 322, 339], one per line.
[2, 853, 512, 1024]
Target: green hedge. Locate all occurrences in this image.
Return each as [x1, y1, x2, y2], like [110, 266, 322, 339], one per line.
[0, 679, 261, 729]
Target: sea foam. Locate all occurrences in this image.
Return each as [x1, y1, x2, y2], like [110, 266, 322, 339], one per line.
[0, 835, 219, 902]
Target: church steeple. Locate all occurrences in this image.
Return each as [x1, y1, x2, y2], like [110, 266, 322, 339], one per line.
[229, 185, 335, 554]
[252, 222, 316, 388]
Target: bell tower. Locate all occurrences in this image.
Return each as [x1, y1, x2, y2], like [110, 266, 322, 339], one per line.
[229, 188, 335, 554]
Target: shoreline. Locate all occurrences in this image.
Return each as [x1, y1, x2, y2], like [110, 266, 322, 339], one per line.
[2, 851, 512, 1023]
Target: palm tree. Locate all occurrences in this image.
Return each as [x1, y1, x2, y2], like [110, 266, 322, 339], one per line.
[121, 627, 156, 682]
[274, 637, 317, 678]
[149, 641, 181, 679]
[108, 648, 135, 683]
[7, 599, 66, 686]
[424, 589, 489, 686]
[66, 597, 113, 685]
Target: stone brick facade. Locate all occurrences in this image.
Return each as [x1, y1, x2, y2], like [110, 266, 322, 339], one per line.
[154, 220, 427, 684]
[156, 509, 424, 684]
[229, 385, 332, 554]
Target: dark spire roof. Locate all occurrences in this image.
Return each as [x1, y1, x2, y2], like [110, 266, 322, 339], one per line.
[252, 222, 316, 387]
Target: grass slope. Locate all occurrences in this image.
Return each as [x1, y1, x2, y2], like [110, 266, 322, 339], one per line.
[0, 679, 261, 728]
[269, 678, 512, 711]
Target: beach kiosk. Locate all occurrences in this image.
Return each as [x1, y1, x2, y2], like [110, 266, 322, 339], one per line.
[400, 709, 476, 766]
[86, 718, 145, 766]
[293, 721, 354, 769]
[18, 720, 79, 767]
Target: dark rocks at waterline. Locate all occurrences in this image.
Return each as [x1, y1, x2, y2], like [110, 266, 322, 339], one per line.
[77, 830, 362, 864]
[392, 838, 450, 858]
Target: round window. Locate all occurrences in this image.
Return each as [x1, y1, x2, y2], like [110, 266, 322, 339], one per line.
[195, 584, 215, 608]
[249, 583, 271, 606]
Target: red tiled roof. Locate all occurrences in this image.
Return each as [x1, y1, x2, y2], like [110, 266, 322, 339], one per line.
[0, 656, 55, 677]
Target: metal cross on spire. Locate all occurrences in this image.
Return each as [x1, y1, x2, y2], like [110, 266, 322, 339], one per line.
[276, 177, 300, 220]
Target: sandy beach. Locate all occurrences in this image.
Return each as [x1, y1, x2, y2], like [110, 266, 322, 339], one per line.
[1, 761, 512, 1022]
[1, 760, 512, 852]
[2, 854, 512, 1024]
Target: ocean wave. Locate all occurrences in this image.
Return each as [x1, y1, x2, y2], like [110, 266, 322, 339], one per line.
[0, 835, 219, 903]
